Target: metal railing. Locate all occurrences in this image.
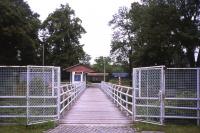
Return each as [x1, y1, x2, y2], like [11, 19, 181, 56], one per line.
[101, 82, 133, 116]
[59, 82, 86, 115]
[102, 67, 200, 126]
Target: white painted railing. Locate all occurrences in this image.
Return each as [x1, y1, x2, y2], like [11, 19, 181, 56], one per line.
[59, 82, 86, 114]
[101, 81, 133, 116]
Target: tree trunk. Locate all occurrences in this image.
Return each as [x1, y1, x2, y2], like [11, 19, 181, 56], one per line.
[128, 50, 133, 86]
[186, 47, 195, 67]
[196, 49, 200, 67]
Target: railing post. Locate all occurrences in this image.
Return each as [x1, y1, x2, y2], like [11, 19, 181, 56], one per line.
[132, 68, 136, 121]
[73, 84, 76, 103]
[57, 67, 61, 120]
[108, 84, 110, 97]
[197, 69, 200, 126]
[111, 85, 115, 103]
[120, 87, 122, 110]
[113, 85, 116, 103]
[26, 66, 30, 125]
[126, 89, 129, 116]
[117, 86, 119, 107]
[160, 67, 165, 125]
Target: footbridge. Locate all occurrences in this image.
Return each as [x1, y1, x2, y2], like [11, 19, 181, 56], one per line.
[59, 82, 133, 126]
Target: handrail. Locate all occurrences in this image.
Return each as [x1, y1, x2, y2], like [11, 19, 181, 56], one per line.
[101, 81, 133, 116]
[59, 82, 86, 114]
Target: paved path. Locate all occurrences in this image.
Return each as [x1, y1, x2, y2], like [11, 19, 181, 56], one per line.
[60, 87, 132, 125]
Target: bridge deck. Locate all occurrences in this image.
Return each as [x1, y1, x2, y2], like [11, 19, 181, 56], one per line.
[60, 87, 132, 125]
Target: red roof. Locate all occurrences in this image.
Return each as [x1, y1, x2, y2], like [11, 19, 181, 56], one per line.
[64, 64, 95, 73]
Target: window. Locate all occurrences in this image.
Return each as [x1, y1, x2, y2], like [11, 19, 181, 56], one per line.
[74, 74, 81, 81]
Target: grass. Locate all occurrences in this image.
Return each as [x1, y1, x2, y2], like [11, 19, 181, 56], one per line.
[134, 122, 200, 133]
[0, 121, 56, 133]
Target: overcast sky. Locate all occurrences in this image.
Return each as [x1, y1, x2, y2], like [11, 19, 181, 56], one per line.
[26, 0, 138, 64]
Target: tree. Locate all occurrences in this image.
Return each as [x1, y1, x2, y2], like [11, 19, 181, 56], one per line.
[141, 0, 200, 67]
[110, 0, 200, 68]
[109, 7, 134, 77]
[0, 0, 41, 65]
[41, 4, 88, 67]
[92, 56, 112, 73]
[129, 1, 186, 67]
[175, 0, 200, 67]
[79, 54, 91, 65]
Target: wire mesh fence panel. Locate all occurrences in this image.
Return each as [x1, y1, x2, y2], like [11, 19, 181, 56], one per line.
[165, 68, 199, 125]
[0, 67, 27, 124]
[27, 66, 59, 125]
[133, 66, 164, 124]
[133, 66, 200, 125]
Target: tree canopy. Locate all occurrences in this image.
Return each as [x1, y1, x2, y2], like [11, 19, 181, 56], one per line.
[92, 56, 112, 73]
[41, 4, 88, 67]
[0, 1, 90, 67]
[0, 0, 40, 65]
[110, 0, 200, 68]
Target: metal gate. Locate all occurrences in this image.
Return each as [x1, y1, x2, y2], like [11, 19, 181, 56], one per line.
[133, 66, 165, 124]
[27, 66, 60, 125]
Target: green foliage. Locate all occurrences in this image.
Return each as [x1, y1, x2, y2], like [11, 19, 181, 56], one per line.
[111, 64, 127, 72]
[109, 7, 133, 77]
[109, 78, 131, 86]
[92, 56, 128, 74]
[41, 4, 88, 67]
[92, 56, 112, 73]
[0, 0, 41, 65]
[130, 1, 184, 66]
[0, 1, 90, 66]
[110, 0, 200, 68]
[0, 121, 56, 133]
[80, 54, 91, 65]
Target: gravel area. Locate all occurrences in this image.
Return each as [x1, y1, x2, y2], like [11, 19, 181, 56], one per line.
[47, 125, 135, 133]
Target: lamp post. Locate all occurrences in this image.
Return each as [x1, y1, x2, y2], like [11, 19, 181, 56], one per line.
[40, 33, 46, 66]
[42, 42, 44, 66]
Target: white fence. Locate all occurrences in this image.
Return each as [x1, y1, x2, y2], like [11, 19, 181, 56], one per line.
[101, 66, 200, 125]
[101, 82, 133, 116]
[133, 66, 200, 125]
[0, 65, 86, 125]
[59, 82, 86, 115]
[0, 66, 60, 125]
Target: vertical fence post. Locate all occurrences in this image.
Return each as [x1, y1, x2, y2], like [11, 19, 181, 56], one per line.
[132, 68, 136, 121]
[113, 85, 116, 103]
[52, 67, 54, 96]
[197, 69, 200, 126]
[26, 66, 30, 125]
[160, 66, 165, 125]
[57, 67, 61, 120]
[120, 87, 122, 110]
[117, 87, 119, 107]
[126, 89, 128, 116]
